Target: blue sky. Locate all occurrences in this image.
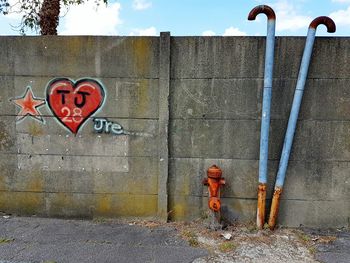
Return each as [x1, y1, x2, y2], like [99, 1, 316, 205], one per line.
[0, 0, 349, 36]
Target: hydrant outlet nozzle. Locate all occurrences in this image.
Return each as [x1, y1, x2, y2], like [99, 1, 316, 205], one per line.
[209, 197, 221, 212]
[203, 165, 225, 212]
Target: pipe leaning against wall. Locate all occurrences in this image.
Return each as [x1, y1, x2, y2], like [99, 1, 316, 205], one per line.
[248, 5, 276, 230]
[268, 16, 336, 230]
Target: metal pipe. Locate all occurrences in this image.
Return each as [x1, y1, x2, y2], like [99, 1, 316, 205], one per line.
[268, 16, 336, 230]
[248, 5, 276, 229]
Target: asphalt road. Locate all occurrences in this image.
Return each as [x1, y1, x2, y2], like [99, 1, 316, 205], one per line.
[0, 217, 207, 263]
[0, 216, 349, 263]
[306, 228, 350, 263]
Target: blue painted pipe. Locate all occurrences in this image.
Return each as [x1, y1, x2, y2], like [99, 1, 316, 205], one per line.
[248, 5, 276, 229]
[268, 16, 336, 230]
[274, 29, 316, 188]
[260, 19, 276, 185]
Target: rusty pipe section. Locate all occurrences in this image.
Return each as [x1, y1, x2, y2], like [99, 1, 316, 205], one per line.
[248, 5, 276, 21]
[248, 5, 276, 230]
[257, 183, 267, 228]
[203, 165, 225, 212]
[309, 16, 336, 32]
[268, 187, 282, 229]
[268, 16, 336, 230]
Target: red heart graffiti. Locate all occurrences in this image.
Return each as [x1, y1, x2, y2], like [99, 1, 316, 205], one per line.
[46, 78, 105, 134]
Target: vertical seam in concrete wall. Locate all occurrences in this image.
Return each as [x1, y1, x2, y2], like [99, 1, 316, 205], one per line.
[158, 32, 171, 221]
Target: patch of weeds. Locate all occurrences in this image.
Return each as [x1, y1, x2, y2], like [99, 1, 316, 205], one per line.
[0, 237, 14, 244]
[92, 217, 107, 224]
[296, 231, 311, 244]
[182, 230, 199, 247]
[188, 237, 199, 247]
[263, 223, 270, 230]
[246, 223, 258, 233]
[308, 246, 317, 255]
[294, 230, 321, 258]
[218, 241, 237, 253]
[182, 230, 196, 239]
[200, 210, 209, 220]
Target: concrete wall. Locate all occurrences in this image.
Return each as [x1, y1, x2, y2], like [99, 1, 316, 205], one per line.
[0, 36, 162, 218]
[0, 35, 349, 228]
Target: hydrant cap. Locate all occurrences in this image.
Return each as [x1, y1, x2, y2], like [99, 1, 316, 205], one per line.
[207, 165, 222, 179]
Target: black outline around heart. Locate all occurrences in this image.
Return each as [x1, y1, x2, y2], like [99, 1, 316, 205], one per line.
[46, 78, 106, 134]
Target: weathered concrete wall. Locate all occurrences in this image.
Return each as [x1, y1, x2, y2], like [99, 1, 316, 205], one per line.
[0, 35, 349, 228]
[169, 37, 350, 228]
[0, 36, 161, 218]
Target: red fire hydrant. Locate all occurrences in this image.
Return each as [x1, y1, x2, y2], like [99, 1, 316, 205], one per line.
[203, 165, 225, 212]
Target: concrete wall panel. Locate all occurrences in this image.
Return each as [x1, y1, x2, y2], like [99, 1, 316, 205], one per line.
[0, 38, 14, 75]
[171, 37, 265, 79]
[170, 79, 261, 120]
[0, 154, 158, 195]
[9, 37, 159, 78]
[278, 199, 349, 228]
[0, 35, 348, 228]
[0, 116, 16, 153]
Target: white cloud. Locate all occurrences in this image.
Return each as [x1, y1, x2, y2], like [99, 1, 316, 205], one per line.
[330, 6, 350, 25]
[132, 0, 152, 10]
[59, 1, 122, 35]
[129, 26, 157, 36]
[271, 0, 312, 32]
[202, 30, 216, 36]
[223, 27, 247, 36]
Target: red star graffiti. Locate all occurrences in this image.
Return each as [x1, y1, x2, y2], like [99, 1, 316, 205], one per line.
[11, 87, 46, 123]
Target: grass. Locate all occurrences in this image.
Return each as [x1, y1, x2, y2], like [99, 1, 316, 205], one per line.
[244, 221, 258, 233]
[182, 230, 196, 239]
[0, 237, 14, 244]
[308, 246, 317, 255]
[200, 210, 209, 220]
[218, 241, 237, 253]
[92, 217, 108, 224]
[181, 230, 199, 247]
[188, 237, 200, 247]
[295, 231, 312, 244]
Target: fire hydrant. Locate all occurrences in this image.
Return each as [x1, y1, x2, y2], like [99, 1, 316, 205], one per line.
[203, 165, 225, 212]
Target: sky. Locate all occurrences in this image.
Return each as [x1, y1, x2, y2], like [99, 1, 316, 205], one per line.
[0, 0, 350, 36]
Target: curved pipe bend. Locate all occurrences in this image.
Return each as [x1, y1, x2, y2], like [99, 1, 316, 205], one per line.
[248, 5, 276, 21]
[309, 16, 336, 33]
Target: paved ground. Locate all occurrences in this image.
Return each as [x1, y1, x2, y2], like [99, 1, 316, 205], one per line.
[0, 217, 207, 263]
[0, 216, 349, 263]
[304, 228, 350, 263]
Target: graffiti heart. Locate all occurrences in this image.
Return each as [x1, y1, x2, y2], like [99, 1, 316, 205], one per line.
[46, 78, 106, 134]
